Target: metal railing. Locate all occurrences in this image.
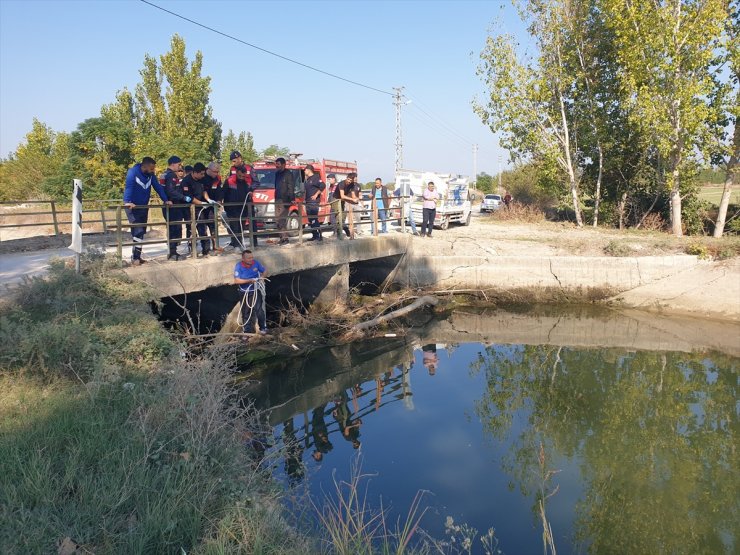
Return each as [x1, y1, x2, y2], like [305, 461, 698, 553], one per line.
[1, 197, 411, 264]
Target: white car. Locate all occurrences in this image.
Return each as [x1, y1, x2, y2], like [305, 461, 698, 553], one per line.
[480, 194, 502, 212]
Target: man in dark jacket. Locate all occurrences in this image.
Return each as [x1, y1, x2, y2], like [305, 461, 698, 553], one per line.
[225, 165, 258, 249]
[202, 162, 224, 252]
[180, 163, 212, 257]
[336, 173, 360, 238]
[123, 157, 171, 265]
[274, 157, 295, 245]
[304, 164, 326, 241]
[160, 155, 187, 261]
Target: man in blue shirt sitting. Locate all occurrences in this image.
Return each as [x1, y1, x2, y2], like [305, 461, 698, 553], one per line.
[233, 249, 268, 335]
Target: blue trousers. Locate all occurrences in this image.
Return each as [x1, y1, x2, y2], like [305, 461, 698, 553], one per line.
[125, 207, 148, 260]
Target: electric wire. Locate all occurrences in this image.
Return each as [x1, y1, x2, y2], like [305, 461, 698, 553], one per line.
[405, 107, 472, 151]
[406, 95, 476, 145]
[139, 0, 393, 97]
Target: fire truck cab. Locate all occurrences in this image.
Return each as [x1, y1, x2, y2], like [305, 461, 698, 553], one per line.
[251, 155, 358, 235]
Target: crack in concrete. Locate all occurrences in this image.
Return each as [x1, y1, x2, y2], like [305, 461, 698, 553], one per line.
[549, 259, 564, 289]
[635, 258, 643, 285]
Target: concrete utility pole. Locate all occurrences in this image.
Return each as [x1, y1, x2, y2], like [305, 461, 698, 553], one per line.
[393, 86, 405, 175]
[473, 143, 478, 186]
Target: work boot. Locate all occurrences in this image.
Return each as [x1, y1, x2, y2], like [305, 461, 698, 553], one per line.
[167, 253, 184, 261]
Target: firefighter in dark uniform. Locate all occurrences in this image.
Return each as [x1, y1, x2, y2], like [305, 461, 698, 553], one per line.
[159, 155, 187, 261]
[179, 163, 211, 257]
[225, 165, 258, 248]
[304, 164, 325, 241]
[202, 162, 224, 253]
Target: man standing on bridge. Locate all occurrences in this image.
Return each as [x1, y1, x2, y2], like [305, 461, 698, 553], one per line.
[233, 249, 268, 336]
[304, 164, 325, 242]
[123, 157, 171, 265]
[274, 157, 295, 245]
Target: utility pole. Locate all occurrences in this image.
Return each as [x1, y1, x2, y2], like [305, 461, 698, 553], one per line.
[393, 86, 405, 176]
[472, 143, 478, 187]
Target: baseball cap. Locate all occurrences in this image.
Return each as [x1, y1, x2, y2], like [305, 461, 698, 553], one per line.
[327, 173, 336, 179]
[229, 150, 242, 161]
[167, 155, 182, 165]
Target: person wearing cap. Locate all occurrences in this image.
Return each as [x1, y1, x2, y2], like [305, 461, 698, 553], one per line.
[304, 164, 325, 242]
[123, 157, 172, 265]
[202, 161, 225, 253]
[179, 162, 212, 256]
[224, 165, 256, 249]
[274, 157, 295, 245]
[159, 155, 188, 260]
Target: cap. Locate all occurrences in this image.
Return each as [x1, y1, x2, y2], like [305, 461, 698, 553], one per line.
[327, 173, 336, 179]
[229, 150, 242, 161]
[184, 165, 193, 173]
[167, 155, 182, 165]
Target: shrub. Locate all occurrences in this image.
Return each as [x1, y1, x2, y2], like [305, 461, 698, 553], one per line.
[685, 243, 709, 259]
[492, 203, 546, 223]
[604, 241, 633, 257]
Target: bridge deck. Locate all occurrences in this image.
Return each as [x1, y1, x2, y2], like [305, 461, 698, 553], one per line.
[124, 235, 410, 297]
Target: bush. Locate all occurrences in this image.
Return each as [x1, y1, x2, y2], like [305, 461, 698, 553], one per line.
[491, 203, 546, 223]
[604, 240, 633, 257]
[685, 242, 710, 259]
[0, 256, 173, 380]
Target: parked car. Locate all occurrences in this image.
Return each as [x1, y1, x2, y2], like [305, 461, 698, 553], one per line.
[480, 194, 502, 212]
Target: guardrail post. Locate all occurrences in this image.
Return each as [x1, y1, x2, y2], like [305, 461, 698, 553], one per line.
[116, 205, 123, 267]
[372, 200, 378, 237]
[248, 202, 255, 249]
[100, 205, 108, 233]
[213, 203, 220, 250]
[50, 201, 60, 236]
[190, 204, 197, 257]
[298, 199, 304, 245]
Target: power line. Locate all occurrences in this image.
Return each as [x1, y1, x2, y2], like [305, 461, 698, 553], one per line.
[139, 0, 393, 97]
[405, 106, 471, 149]
[406, 94, 475, 145]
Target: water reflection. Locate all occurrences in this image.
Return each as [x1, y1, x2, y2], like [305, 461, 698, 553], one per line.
[242, 308, 739, 554]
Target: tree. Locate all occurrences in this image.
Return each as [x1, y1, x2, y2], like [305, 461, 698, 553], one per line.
[220, 130, 258, 170]
[476, 172, 494, 193]
[474, 1, 587, 226]
[260, 144, 291, 159]
[712, 3, 739, 237]
[0, 119, 69, 201]
[133, 34, 221, 163]
[602, 0, 727, 236]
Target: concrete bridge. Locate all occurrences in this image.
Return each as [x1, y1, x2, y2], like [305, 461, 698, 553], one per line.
[124, 235, 411, 305]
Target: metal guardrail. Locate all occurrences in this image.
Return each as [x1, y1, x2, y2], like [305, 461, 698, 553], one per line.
[0, 197, 411, 265]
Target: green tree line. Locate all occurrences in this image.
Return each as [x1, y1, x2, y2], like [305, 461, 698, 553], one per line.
[0, 35, 288, 202]
[475, 0, 738, 236]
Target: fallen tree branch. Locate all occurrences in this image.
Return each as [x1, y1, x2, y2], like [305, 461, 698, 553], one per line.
[350, 295, 439, 333]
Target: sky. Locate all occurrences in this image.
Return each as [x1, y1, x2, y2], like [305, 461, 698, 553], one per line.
[0, 0, 525, 183]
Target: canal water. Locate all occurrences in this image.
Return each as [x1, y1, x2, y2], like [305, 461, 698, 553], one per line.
[242, 307, 739, 554]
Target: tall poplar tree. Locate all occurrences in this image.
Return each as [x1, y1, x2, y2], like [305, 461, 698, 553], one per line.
[602, 0, 727, 236]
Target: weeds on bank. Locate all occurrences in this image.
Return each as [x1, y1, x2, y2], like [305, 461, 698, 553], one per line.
[481, 205, 547, 223]
[0, 255, 312, 554]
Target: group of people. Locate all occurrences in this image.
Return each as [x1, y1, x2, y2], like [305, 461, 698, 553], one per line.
[122, 150, 261, 265]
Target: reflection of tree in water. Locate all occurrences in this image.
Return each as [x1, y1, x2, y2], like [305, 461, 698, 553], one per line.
[282, 418, 305, 486]
[471, 345, 739, 554]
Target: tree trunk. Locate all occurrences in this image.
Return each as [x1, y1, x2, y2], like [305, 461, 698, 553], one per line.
[670, 185, 683, 236]
[618, 192, 626, 230]
[593, 144, 603, 227]
[713, 121, 738, 237]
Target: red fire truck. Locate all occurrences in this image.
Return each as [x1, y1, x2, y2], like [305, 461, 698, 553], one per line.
[251, 156, 358, 235]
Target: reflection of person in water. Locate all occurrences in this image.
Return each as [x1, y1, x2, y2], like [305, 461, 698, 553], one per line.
[422, 344, 438, 375]
[282, 418, 305, 485]
[311, 404, 334, 462]
[333, 392, 362, 449]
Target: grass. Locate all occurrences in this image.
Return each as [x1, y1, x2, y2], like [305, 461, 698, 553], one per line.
[0, 255, 312, 554]
[698, 184, 738, 206]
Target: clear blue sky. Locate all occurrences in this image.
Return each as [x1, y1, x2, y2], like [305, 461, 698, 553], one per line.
[1, 0, 523, 182]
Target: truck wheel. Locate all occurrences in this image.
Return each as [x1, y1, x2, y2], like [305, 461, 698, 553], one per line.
[439, 217, 449, 230]
[463, 211, 472, 226]
[287, 211, 301, 237]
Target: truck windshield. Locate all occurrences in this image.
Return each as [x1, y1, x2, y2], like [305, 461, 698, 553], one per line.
[254, 169, 304, 190]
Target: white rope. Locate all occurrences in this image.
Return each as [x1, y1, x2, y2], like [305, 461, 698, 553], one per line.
[236, 275, 268, 331]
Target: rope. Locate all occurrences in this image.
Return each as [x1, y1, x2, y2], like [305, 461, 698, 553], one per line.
[236, 275, 268, 331]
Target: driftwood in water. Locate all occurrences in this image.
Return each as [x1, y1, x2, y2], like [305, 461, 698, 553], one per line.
[351, 295, 438, 333]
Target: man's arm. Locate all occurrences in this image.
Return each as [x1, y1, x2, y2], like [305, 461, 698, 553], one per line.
[153, 177, 170, 204]
[123, 169, 135, 207]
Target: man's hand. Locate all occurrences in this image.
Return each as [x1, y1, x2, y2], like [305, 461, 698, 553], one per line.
[124, 202, 135, 209]
[165, 200, 173, 205]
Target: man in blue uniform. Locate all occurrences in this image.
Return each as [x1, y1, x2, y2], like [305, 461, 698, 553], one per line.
[233, 249, 268, 335]
[123, 157, 171, 265]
